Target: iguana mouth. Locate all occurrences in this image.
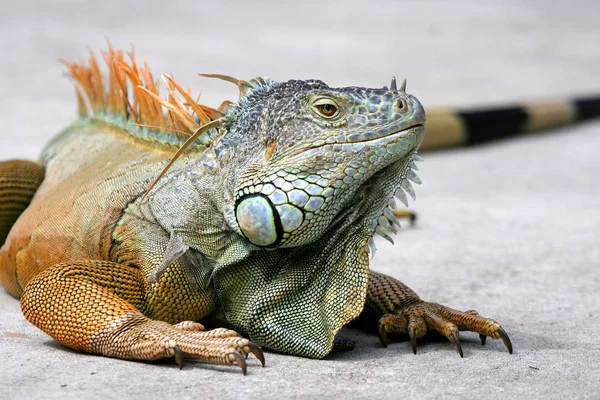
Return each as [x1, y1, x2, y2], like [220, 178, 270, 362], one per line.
[355, 123, 424, 143]
[306, 124, 425, 151]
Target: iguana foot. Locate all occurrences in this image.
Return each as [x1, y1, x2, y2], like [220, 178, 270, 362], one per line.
[20, 261, 265, 374]
[100, 314, 265, 374]
[377, 301, 512, 357]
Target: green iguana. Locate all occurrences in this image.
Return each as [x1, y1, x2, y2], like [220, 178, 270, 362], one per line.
[1, 46, 598, 374]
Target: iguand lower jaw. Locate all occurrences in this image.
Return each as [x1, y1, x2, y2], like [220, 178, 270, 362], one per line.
[344, 124, 424, 257]
[359, 146, 424, 258]
[320, 125, 425, 254]
[325, 122, 424, 237]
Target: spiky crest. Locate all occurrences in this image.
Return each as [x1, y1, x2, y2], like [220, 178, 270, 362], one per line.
[61, 45, 223, 143]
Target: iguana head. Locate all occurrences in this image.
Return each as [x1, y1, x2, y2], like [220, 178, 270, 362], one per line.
[215, 77, 425, 249]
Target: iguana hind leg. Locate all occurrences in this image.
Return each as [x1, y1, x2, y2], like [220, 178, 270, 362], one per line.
[0, 160, 44, 245]
[20, 260, 264, 373]
[359, 271, 512, 356]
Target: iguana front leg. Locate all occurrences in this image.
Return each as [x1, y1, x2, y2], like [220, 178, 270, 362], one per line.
[20, 260, 264, 373]
[361, 271, 512, 357]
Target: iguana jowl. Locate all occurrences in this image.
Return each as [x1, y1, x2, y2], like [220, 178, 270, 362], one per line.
[1, 47, 598, 373]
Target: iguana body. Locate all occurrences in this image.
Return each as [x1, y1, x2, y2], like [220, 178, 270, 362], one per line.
[1, 47, 597, 372]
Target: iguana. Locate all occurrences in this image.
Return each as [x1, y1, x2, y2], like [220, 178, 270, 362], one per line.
[1, 47, 598, 374]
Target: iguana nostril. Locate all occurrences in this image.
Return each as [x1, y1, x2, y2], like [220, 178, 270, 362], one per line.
[396, 99, 407, 112]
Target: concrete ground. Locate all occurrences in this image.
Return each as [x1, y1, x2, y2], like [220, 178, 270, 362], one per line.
[1, 1, 599, 399]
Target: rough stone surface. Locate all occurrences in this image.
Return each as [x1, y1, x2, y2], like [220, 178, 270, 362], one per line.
[1, 1, 599, 399]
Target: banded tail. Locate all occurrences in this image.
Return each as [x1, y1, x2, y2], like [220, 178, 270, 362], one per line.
[0, 161, 44, 246]
[421, 96, 600, 150]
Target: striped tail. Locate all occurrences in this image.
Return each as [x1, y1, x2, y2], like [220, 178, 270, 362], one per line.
[0, 160, 44, 246]
[421, 96, 600, 150]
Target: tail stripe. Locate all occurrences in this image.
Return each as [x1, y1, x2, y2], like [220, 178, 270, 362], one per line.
[458, 107, 527, 145]
[575, 97, 600, 121]
[421, 96, 600, 151]
[523, 101, 576, 132]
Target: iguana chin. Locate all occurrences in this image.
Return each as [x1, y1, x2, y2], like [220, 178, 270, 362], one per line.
[1, 47, 598, 374]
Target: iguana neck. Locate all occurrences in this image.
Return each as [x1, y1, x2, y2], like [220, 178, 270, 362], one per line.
[143, 145, 251, 264]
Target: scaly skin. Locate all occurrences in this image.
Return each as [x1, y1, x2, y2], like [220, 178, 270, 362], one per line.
[0, 48, 533, 374]
[0, 160, 44, 247]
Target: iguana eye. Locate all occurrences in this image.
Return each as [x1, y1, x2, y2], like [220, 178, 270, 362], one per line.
[316, 103, 337, 117]
[313, 99, 339, 118]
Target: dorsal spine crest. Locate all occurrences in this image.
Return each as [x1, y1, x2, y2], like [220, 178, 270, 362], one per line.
[61, 45, 223, 148]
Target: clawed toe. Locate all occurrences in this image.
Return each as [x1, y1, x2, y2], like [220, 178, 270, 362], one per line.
[378, 302, 512, 357]
[172, 339, 265, 374]
[217, 338, 265, 374]
[151, 323, 266, 374]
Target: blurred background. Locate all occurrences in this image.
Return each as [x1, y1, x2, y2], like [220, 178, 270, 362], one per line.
[1, 0, 599, 158]
[1, 1, 599, 398]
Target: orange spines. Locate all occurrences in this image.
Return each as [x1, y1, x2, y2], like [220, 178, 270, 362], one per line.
[60, 45, 222, 139]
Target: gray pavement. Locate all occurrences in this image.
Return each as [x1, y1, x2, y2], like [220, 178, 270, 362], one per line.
[1, 1, 599, 399]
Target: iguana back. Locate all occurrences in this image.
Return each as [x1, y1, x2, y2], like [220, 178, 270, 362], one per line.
[1, 123, 172, 296]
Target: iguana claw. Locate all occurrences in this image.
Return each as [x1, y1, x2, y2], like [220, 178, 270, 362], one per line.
[451, 331, 463, 358]
[471, 311, 512, 353]
[378, 321, 388, 348]
[408, 325, 417, 355]
[232, 351, 247, 375]
[174, 344, 184, 369]
[497, 326, 513, 354]
[479, 334, 487, 345]
[247, 343, 265, 367]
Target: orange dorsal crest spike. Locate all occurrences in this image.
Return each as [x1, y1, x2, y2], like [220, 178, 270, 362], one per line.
[199, 73, 253, 98]
[62, 45, 223, 139]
